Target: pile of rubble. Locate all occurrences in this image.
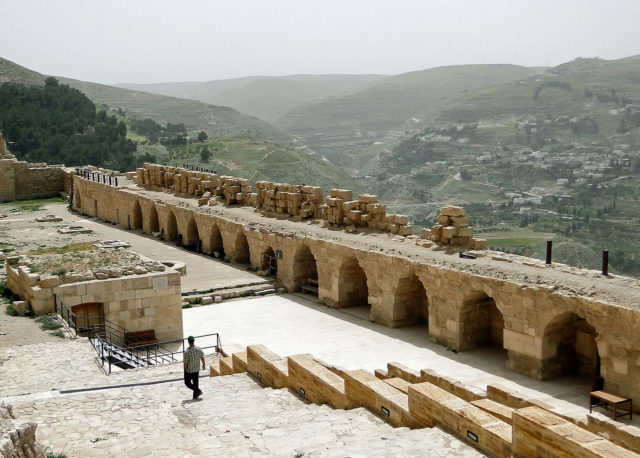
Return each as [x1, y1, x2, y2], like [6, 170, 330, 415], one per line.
[321, 190, 413, 235]
[254, 181, 323, 220]
[420, 206, 487, 250]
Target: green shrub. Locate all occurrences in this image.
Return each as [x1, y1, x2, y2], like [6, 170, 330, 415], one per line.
[182, 303, 192, 309]
[5, 304, 18, 316]
[49, 330, 65, 338]
[35, 315, 62, 331]
[47, 452, 67, 458]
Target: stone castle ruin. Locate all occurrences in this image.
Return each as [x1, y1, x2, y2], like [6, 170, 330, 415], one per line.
[3, 151, 640, 456]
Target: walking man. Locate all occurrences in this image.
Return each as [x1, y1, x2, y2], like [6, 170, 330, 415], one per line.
[184, 335, 205, 399]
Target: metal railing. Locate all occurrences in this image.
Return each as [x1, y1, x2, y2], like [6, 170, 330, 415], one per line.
[55, 295, 223, 374]
[91, 332, 222, 374]
[75, 167, 119, 187]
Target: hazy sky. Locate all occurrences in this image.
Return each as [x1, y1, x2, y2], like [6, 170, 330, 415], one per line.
[2, 0, 640, 84]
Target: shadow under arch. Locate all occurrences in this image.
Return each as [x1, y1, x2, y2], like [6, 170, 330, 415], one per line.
[233, 231, 250, 264]
[147, 204, 160, 234]
[132, 200, 142, 230]
[293, 244, 318, 292]
[337, 257, 370, 308]
[393, 273, 429, 327]
[165, 210, 178, 241]
[186, 216, 200, 251]
[540, 311, 600, 381]
[209, 223, 224, 258]
[459, 291, 504, 351]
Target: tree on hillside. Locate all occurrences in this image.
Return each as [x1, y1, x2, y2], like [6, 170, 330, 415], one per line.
[197, 131, 208, 142]
[200, 145, 211, 163]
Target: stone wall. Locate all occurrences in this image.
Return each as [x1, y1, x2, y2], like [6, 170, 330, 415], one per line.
[5, 259, 183, 341]
[0, 155, 66, 203]
[71, 175, 640, 410]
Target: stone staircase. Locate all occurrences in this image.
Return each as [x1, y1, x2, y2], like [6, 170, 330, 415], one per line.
[9, 370, 483, 457]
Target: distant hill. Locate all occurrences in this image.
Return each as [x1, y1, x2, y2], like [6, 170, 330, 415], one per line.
[0, 57, 287, 141]
[275, 64, 543, 169]
[151, 137, 363, 195]
[116, 74, 386, 122]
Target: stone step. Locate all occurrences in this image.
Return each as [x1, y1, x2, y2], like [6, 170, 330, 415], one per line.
[183, 282, 278, 304]
[11, 373, 484, 457]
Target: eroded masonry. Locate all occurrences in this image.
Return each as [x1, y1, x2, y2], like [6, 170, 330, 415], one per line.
[5, 154, 640, 456]
[63, 162, 640, 410]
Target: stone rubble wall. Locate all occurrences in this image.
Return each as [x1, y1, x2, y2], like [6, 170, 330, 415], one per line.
[421, 205, 487, 250]
[222, 344, 639, 458]
[133, 163, 415, 237]
[254, 181, 323, 220]
[0, 155, 66, 203]
[0, 404, 44, 458]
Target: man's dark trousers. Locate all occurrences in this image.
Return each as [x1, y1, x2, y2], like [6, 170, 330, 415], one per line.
[184, 371, 200, 398]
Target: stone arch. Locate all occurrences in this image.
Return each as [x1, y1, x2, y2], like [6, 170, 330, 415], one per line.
[337, 257, 370, 308]
[186, 216, 200, 251]
[541, 311, 600, 380]
[149, 205, 160, 234]
[165, 210, 178, 241]
[393, 273, 429, 327]
[233, 231, 250, 264]
[459, 291, 504, 351]
[293, 245, 318, 292]
[261, 246, 277, 275]
[209, 224, 224, 258]
[132, 200, 143, 230]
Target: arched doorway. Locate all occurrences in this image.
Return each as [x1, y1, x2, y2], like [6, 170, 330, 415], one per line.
[132, 200, 142, 230]
[234, 231, 250, 264]
[337, 257, 369, 308]
[149, 205, 160, 234]
[261, 247, 277, 276]
[186, 217, 200, 252]
[294, 245, 318, 294]
[541, 312, 599, 380]
[459, 292, 504, 351]
[394, 274, 429, 327]
[165, 211, 178, 241]
[209, 224, 224, 258]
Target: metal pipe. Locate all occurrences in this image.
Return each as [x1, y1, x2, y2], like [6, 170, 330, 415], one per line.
[602, 250, 609, 276]
[545, 240, 552, 265]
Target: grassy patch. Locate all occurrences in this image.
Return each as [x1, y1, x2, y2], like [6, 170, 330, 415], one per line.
[35, 314, 62, 331]
[182, 303, 193, 309]
[5, 303, 18, 316]
[46, 453, 67, 458]
[1, 197, 64, 212]
[49, 330, 65, 338]
[28, 242, 96, 256]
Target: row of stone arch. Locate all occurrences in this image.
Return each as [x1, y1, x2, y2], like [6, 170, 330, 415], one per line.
[130, 199, 600, 382]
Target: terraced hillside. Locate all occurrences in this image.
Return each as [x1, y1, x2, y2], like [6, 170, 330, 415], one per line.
[275, 64, 543, 169]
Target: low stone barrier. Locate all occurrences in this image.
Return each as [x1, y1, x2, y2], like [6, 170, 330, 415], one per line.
[383, 377, 410, 394]
[246, 345, 289, 389]
[471, 399, 515, 425]
[408, 382, 512, 458]
[386, 362, 422, 384]
[512, 406, 637, 458]
[421, 368, 486, 402]
[232, 351, 248, 373]
[219, 356, 235, 376]
[287, 354, 352, 409]
[344, 370, 427, 428]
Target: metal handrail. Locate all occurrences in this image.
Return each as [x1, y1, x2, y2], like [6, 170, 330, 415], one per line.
[56, 295, 224, 374]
